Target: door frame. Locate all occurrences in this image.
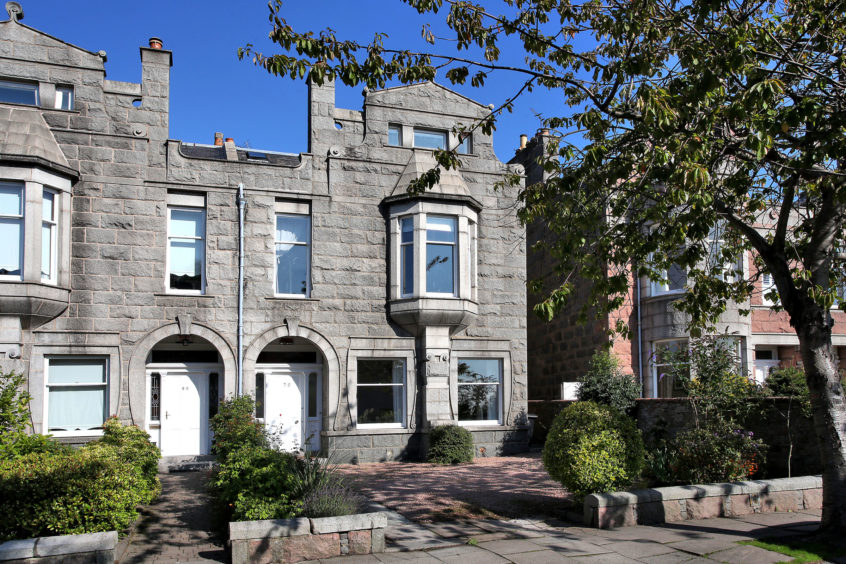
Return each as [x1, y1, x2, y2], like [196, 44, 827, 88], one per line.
[145, 362, 222, 456]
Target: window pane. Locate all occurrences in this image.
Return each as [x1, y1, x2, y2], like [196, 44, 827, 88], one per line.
[358, 385, 402, 424]
[0, 183, 22, 215]
[426, 243, 454, 294]
[400, 217, 413, 244]
[458, 384, 499, 421]
[0, 218, 21, 275]
[276, 243, 309, 295]
[55, 86, 73, 110]
[48, 358, 106, 384]
[42, 191, 55, 221]
[458, 359, 501, 384]
[426, 216, 456, 243]
[169, 208, 204, 238]
[170, 239, 203, 276]
[667, 263, 686, 290]
[255, 373, 265, 419]
[41, 224, 53, 279]
[276, 214, 310, 244]
[48, 386, 105, 431]
[308, 372, 318, 418]
[458, 135, 472, 154]
[413, 128, 446, 149]
[402, 244, 413, 295]
[0, 80, 38, 105]
[388, 124, 402, 146]
[358, 359, 403, 384]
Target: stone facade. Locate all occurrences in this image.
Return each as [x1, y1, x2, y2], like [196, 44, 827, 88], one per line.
[0, 6, 528, 461]
[513, 130, 846, 400]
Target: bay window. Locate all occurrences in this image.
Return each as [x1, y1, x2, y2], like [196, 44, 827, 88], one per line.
[41, 189, 57, 283]
[0, 181, 23, 279]
[401, 217, 413, 296]
[425, 215, 456, 295]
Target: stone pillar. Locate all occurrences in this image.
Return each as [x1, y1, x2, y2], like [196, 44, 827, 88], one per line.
[420, 326, 452, 427]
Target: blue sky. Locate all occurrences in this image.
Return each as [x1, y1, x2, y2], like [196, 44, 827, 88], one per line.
[21, 1, 565, 162]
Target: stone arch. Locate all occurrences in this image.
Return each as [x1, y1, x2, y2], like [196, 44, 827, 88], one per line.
[244, 321, 342, 431]
[127, 321, 236, 428]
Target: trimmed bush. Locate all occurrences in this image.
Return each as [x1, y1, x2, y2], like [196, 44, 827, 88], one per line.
[210, 395, 266, 461]
[577, 351, 641, 414]
[428, 424, 474, 464]
[88, 417, 161, 500]
[542, 401, 644, 500]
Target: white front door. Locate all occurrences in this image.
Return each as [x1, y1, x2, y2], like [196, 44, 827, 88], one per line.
[258, 364, 322, 452]
[265, 370, 304, 451]
[151, 367, 216, 457]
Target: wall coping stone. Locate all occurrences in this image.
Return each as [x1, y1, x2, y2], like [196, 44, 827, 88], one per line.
[585, 475, 822, 508]
[0, 531, 117, 561]
[310, 513, 387, 534]
[229, 518, 311, 540]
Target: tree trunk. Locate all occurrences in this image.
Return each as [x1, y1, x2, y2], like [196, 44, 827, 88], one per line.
[795, 303, 846, 534]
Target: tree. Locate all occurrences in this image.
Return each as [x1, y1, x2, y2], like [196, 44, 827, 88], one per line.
[242, 0, 846, 534]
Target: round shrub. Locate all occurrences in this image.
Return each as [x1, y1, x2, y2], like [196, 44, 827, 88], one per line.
[428, 424, 474, 464]
[542, 401, 645, 500]
[577, 351, 641, 414]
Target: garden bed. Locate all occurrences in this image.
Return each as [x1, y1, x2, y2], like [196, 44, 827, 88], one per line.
[229, 512, 386, 564]
[585, 475, 822, 528]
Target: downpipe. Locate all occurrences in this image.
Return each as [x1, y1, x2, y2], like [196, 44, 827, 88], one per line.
[237, 182, 245, 397]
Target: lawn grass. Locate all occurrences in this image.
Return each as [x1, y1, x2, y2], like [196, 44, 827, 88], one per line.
[740, 537, 846, 563]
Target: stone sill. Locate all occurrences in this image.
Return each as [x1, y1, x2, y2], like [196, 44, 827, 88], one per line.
[153, 293, 216, 298]
[230, 512, 386, 564]
[584, 475, 822, 529]
[264, 297, 321, 303]
[0, 531, 117, 562]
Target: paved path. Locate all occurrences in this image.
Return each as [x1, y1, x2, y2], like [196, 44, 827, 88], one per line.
[116, 472, 226, 564]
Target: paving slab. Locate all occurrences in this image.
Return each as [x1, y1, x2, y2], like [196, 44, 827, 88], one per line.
[424, 521, 489, 538]
[641, 552, 715, 564]
[664, 537, 753, 556]
[424, 545, 509, 564]
[375, 552, 443, 563]
[705, 544, 787, 564]
[506, 548, 574, 564]
[527, 535, 613, 556]
[476, 538, 552, 555]
[736, 512, 821, 527]
[597, 540, 679, 559]
[319, 555, 382, 564]
[566, 553, 643, 563]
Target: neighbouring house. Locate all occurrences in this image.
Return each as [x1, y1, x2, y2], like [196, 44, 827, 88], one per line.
[512, 130, 846, 401]
[0, 3, 529, 462]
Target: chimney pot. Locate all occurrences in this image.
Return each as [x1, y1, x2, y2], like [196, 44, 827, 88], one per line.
[225, 137, 234, 144]
[519, 134, 528, 150]
[148, 37, 163, 50]
[214, 132, 224, 146]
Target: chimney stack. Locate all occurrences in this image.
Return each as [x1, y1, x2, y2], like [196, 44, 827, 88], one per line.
[519, 134, 528, 150]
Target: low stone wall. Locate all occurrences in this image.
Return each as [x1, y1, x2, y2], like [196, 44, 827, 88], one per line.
[584, 475, 822, 529]
[229, 512, 387, 564]
[0, 531, 117, 564]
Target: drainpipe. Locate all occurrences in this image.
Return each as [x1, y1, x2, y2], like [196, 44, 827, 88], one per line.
[237, 183, 246, 397]
[635, 267, 645, 398]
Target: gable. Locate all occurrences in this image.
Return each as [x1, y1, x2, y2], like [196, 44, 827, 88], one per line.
[0, 20, 104, 69]
[366, 82, 489, 119]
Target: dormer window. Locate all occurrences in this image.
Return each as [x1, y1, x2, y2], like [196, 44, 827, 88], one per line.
[0, 79, 38, 106]
[413, 128, 447, 150]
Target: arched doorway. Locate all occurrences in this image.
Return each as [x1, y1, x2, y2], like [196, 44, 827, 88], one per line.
[144, 335, 223, 456]
[254, 337, 322, 452]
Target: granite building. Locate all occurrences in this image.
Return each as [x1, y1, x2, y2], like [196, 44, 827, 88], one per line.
[0, 3, 528, 462]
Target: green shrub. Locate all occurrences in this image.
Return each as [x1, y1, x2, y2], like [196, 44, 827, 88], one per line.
[667, 423, 767, 484]
[209, 444, 301, 521]
[428, 424, 474, 464]
[210, 395, 266, 461]
[87, 417, 161, 500]
[0, 371, 32, 449]
[577, 351, 641, 414]
[542, 401, 644, 500]
[301, 483, 365, 518]
[765, 366, 811, 416]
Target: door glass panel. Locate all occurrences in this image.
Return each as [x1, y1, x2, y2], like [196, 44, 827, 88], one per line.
[255, 372, 265, 419]
[308, 372, 318, 418]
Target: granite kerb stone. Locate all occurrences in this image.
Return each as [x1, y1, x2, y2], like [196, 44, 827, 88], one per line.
[0, 531, 117, 561]
[585, 475, 822, 509]
[229, 518, 311, 541]
[310, 512, 388, 534]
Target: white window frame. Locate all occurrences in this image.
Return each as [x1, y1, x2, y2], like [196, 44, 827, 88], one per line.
[0, 180, 23, 281]
[354, 358, 407, 429]
[706, 224, 744, 282]
[388, 124, 403, 147]
[457, 357, 503, 426]
[44, 356, 108, 437]
[41, 188, 58, 284]
[274, 207, 312, 298]
[761, 272, 778, 306]
[166, 204, 206, 295]
[54, 85, 73, 110]
[425, 214, 458, 297]
[413, 128, 447, 150]
[400, 216, 414, 297]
